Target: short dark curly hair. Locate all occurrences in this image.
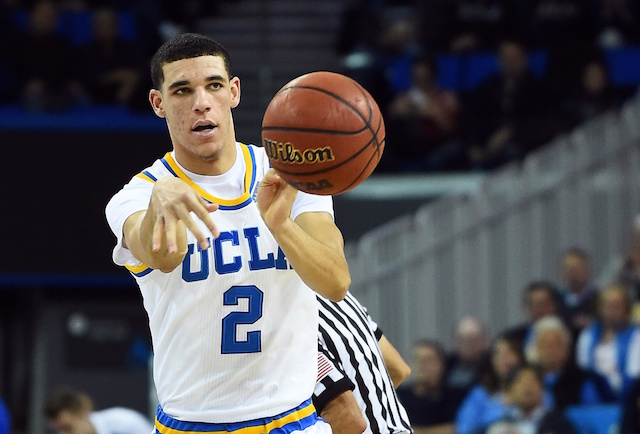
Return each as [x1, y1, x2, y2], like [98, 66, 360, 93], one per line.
[150, 33, 233, 90]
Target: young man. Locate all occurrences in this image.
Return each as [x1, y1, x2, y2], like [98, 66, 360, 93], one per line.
[44, 387, 153, 434]
[105, 33, 350, 433]
[314, 292, 412, 434]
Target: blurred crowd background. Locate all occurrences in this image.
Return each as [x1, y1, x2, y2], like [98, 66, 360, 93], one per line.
[1, 0, 640, 433]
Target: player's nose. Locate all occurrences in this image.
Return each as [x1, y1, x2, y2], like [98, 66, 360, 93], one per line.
[193, 87, 211, 112]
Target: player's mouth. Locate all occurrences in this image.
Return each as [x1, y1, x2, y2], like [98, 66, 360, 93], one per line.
[192, 121, 217, 136]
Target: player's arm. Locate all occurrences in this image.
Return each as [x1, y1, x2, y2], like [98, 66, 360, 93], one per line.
[123, 177, 219, 272]
[315, 346, 366, 434]
[378, 335, 411, 388]
[256, 169, 350, 301]
[321, 390, 367, 434]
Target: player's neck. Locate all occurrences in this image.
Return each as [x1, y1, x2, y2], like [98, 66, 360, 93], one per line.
[174, 141, 238, 176]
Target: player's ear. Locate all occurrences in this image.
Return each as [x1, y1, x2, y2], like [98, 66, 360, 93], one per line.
[230, 76, 240, 109]
[149, 89, 166, 118]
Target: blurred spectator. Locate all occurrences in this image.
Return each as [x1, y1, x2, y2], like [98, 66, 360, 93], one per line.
[485, 420, 520, 434]
[620, 377, 640, 434]
[560, 58, 624, 130]
[503, 280, 563, 352]
[525, 316, 615, 409]
[13, 0, 88, 112]
[0, 396, 9, 434]
[446, 0, 519, 54]
[341, 15, 420, 130]
[485, 363, 578, 434]
[455, 334, 525, 434]
[385, 55, 462, 172]
[44, 386, 153, 434]
[613, 215, 640, 307]
[396, 339, 457, 433]
[576, 285, 640, 400]
[445, 316, 489, 411]
[81, 7, 146, 109]
[462, 39, 550, 171]
[558, 247, 600, 333]
[591, 0, 640, 47]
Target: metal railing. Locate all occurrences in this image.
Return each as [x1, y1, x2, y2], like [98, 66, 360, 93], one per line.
[346, 92, 640, 359]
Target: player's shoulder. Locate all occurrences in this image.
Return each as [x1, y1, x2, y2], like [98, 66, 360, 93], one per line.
[123, 155, 173, 188]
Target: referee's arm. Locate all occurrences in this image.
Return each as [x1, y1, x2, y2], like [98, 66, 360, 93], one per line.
[368, 312, 411, 388]
[377, 333, 411, 388]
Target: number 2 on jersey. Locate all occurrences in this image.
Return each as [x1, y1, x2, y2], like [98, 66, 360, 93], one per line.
[221, 285, 264, 354]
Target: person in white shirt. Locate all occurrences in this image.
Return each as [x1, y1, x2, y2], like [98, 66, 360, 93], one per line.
[44, 386, 153, 434]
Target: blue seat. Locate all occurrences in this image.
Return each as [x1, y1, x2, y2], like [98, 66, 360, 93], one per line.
[605, 46, 640, 87]
[565, 404, 620, 434]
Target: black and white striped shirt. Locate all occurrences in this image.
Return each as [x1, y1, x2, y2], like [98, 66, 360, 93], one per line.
[313, 292, 413, 434]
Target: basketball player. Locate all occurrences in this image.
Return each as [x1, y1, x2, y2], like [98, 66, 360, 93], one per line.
[105, 33, 350, 433]
[314, 292, 413, 434]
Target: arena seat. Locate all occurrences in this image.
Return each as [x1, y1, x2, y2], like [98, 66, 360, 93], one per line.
[565, 404, 620, 434]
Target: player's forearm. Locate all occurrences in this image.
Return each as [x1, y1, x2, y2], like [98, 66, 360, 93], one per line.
[271, 218, 350, 302]
[320, 391, 367, 434]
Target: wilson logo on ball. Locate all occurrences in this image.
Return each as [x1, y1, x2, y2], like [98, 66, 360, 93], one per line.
[263, 138, 335, 164]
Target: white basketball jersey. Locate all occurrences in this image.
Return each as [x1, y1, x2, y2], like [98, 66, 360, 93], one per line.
[105, 143, 334, 423]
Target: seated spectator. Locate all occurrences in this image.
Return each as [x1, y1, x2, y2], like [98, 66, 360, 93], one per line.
[525, 316, 615, 409]
[461, 39, 550, 171]
[560, 58, 625, 130]
[485, 363, 578, 434]
[576, 285, 640, 400]
[503, 280, 563, 352]
[445, 316, 488, 411]
[0, 396, 9, 434]
[386, 55, 462, 172]
[455, 334, 525, 434]
[14, 0, 88, 112]
[620, 377, 640, 434]
[396, 339, 457, 433]
[558, 247, 600, 334]
[44, 386, 153, 434]
[613, 215, 640, 306]
[485, 420, 520, 434]
[81, 7, 147, 110]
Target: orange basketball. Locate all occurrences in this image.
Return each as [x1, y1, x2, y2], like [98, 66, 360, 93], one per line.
[261, 71, 385, 195]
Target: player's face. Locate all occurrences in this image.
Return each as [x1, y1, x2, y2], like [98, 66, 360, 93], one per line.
[150, 55, 240, 175]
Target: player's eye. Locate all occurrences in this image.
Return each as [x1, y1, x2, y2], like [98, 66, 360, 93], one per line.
[174, 88, 190, 95]
[209, 83, 222, 90]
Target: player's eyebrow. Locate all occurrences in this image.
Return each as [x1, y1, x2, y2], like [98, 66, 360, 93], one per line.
[167, 75, 225, 91]
[168, 80, 189, 91]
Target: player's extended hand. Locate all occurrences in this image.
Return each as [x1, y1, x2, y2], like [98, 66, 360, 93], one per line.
[256, 169, 297, 231]
[150, 177, 220, 254]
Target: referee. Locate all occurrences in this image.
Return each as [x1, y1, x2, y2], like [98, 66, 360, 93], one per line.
[313, 292, 413, 434]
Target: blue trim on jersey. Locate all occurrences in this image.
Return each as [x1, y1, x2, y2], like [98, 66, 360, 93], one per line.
[131, 267, 153, 278]
[217, 145, 257, 211]
[142, 170, 157, 181]
[155, 399, 318, 434]
[217, 196, 253, 211]
[247, 145, 257, 193]
[161, 157, 179, 178]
